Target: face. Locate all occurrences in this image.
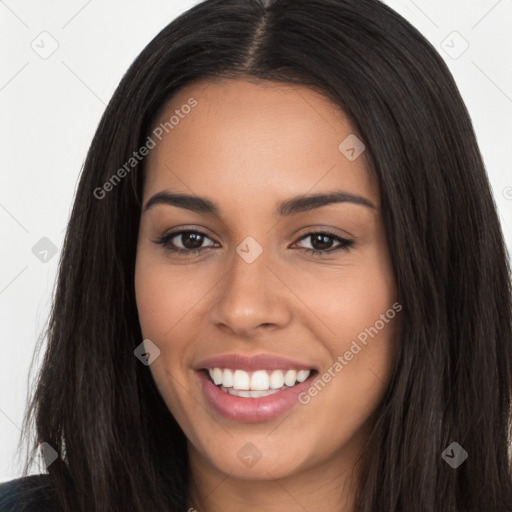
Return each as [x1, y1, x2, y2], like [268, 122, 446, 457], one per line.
[135, 78, 400, 484]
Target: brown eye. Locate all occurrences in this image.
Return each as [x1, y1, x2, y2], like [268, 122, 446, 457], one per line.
[153, 228, 354, 258]
[153, 230, 217, 255]
[293, 230, 354, 256]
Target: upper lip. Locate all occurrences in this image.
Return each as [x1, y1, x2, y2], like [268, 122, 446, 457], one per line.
[194, 353, 317, 372]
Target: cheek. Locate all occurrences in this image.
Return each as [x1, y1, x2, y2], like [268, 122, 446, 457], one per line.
[134, 255, 196, 418]
[134, 267, 172, 340]
[294, 240, 399, 414]
[295, 244, 397, 345]
[134, 252, 204, 341]
[134, 251, 214, 395]
[300, 308, 399, 450]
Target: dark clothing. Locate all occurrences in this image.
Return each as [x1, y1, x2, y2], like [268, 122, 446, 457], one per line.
[0, 475, 60, 512]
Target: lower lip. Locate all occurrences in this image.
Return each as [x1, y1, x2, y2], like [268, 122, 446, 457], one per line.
[197, 370, 316, 423]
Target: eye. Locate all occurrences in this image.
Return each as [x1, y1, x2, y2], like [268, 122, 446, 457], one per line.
[291, 229, 354, 256]
[153, 228, 354, 257]
[153, 229, 218, 255]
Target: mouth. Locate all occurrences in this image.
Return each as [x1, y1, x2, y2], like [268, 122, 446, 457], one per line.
[196, 367, 319, 423]
[200, 367, 319, 398]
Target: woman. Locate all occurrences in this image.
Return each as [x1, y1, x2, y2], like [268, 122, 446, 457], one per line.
[1, 0, 511, 510]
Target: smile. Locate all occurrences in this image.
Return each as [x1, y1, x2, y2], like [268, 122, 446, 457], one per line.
[206, 368, 311, 397]
[196, 368, 318, 423]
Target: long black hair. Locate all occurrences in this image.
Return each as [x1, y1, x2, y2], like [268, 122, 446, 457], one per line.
[14, 0, 512, 510]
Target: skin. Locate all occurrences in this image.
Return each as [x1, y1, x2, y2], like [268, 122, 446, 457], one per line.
[134, 77, 401, 512]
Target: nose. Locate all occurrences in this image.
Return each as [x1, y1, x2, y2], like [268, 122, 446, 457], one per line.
[208, 245, 292, 337]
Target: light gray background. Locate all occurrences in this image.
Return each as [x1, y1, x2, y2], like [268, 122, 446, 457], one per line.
[1, 0, 511, 481]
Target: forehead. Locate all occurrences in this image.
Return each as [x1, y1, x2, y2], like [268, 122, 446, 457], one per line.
[143, 78, 378, 211]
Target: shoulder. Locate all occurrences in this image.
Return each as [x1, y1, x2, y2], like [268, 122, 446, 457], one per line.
[0, 474, 60, 512]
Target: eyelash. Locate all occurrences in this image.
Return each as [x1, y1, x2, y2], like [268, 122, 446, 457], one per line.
[153, 228, 354, 257]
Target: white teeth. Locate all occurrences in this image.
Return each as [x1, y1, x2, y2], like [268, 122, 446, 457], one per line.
[222, 369, 233, 387]
[211, 368, 223, 385]
[229, 389, 252, 398]
[206, 368, 311, 391]
[284, 370, 297, 387]
[233, 369, 250, 390]
[227, 388, 281, 398]
[250, 370, 270, 391]
[296, 370, 310, 383]
[269, 370, 285, 389]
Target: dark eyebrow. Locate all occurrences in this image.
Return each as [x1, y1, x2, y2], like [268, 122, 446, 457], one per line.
[143, 189, 377, 216]
[277, 190, 376, 215]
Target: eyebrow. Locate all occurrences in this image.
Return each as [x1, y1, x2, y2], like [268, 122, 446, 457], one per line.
[143, 189, 377, 216]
